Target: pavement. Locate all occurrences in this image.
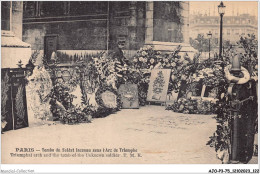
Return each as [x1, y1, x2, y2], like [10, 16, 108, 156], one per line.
[2, 105, 224, 164]
[248, 156, 258, 164]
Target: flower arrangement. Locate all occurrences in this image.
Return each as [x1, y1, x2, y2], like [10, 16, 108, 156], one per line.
[206, 92, 232, 163]
[132, 45, 163, 70]
[49, 51, 126, 123]
[78, 53, 123, 118]
[49, 82, 75, 120]
[92, 52, 127, 89]
[167, 49, 195, 93]
[166, 97, 216, 115]
[165, 50, 230, 116]
[132, 45, 185, 72]
[49, 81, 93, 124]
[1, 72, 10, 131]
[60, 105, 92, 124]
[74, 61, 100, 106]
[95, 85, 121, 111]
[130, 45, 190, 104]
[190, 60, 226, 90]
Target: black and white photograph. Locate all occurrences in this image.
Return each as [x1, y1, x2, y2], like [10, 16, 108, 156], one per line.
[1, 0, 259, 173]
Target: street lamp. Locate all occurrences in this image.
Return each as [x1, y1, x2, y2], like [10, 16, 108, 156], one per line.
[207, 31, 212, 59]
[218, 1, 226, 60]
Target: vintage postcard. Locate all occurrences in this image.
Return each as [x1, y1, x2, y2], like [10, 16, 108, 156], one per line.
[1, 1, 259, 173]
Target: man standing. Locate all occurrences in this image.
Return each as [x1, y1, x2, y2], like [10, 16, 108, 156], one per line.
[109, 41, 128, 87]
[111, 41, 128, 65]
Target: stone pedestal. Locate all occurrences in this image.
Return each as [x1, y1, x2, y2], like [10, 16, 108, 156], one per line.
[2, 1, 31, 69]
[145, 41, 197, 60]
[1, 30, 31, 69]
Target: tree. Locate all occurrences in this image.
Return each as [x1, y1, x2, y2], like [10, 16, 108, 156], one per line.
[190, 34, 218, 53]
[238, 34, 258, 75]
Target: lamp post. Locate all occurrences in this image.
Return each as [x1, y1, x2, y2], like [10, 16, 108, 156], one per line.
[207, 31, 212, 59]
[218, 1, 226, 60]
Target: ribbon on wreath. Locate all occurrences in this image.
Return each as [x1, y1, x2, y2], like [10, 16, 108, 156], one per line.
[224, 65, 250, 84]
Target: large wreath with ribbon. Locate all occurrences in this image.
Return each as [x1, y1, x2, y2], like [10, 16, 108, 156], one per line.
[95, 85, 121, 109]
[224, 65, 250, 84]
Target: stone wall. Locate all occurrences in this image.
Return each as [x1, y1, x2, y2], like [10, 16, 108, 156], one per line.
[22, 2, 146, 51]
[23, 20, 107, 50]
[22, 2, 190, 55]
[107, 2, 146, 50]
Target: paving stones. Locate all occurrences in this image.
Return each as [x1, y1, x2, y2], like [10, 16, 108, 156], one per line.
[2, 105, 221, 164]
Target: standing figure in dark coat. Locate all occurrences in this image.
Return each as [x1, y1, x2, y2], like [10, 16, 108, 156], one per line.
[109, 41, 129, 87]
[111, 41, 128, 65]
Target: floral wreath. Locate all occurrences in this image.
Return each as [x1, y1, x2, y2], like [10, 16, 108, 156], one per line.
[224, 65, 250, 84]
[95, 85, 121, 109]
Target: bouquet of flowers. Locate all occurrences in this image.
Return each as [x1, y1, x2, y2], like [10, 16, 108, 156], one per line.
[168, 51, 194, 93]
[189, 59, 226, 91]
[132, 45, 163, 70]
[92, 52, 128, 89]
[49, 82, 75, 120]
[166, 97, 216, 114]
[60, 105, 92, 125]
[132, 45, 188, 93]
[130, 45, 197, 103]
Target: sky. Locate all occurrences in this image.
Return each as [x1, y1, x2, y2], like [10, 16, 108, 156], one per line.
[189, 1, 258, 17]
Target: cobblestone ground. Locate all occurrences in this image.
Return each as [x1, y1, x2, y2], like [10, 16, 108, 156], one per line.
[2, 105, 221, 164]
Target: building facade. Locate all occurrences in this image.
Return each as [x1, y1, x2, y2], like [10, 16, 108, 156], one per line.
[1, 1, 31, 69]
[189, 14, 257, 44]
[21, 1, 191, 60]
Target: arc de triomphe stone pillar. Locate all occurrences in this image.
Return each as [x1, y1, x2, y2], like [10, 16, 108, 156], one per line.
[145, 1, 154, 44]
[144, 1, 196, 57]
